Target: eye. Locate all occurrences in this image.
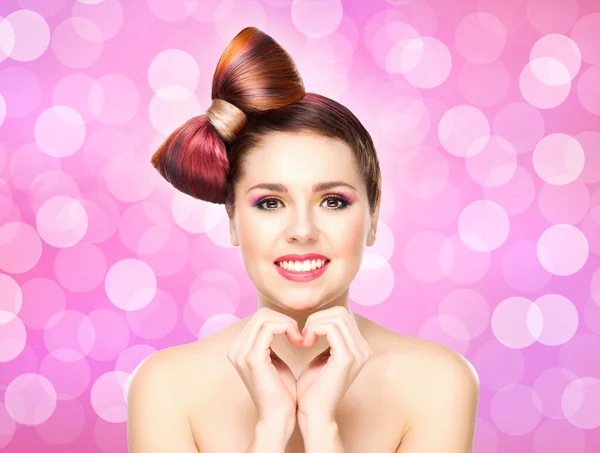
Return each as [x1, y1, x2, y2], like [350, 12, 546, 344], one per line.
[255, 194, 351, 211]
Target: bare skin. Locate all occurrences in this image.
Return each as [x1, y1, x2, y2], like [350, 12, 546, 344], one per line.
[160, 312, 435, 452]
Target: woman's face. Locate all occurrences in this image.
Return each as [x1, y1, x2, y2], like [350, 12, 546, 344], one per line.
[229, 131, 379, 312]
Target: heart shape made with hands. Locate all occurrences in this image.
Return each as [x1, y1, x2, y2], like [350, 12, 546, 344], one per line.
[264, 307, 372, 414]
[268, 331, 333, 401]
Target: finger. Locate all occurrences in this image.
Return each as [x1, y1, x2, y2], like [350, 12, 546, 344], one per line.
[249, 320, 289, 366]
[310, 322, 353, 368]
[303, 306, 347, 329]
[239, 319, 292, 364]
[229, 316, 258, 359]
[344, 315, 372, 358]
[317, 316, 363, 360]
[261, 309, 304, 343]
[302, 307, 350, 344]
[332, 315, 370, 360]
[256, 311, 303, 345]
[302, 313, 342, 347]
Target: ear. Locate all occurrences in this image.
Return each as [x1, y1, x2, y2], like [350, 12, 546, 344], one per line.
[229, 216, 239, 246]
[366, 200, 380, 247]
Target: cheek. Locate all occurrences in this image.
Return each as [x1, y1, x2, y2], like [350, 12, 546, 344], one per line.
[237, 213, 275, 253]
[335, 218, 366, 249]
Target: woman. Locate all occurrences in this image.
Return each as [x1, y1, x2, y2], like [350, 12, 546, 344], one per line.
[127, 27, 479, 453]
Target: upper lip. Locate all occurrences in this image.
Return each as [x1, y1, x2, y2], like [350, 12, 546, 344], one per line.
[275, 253, 330, 263]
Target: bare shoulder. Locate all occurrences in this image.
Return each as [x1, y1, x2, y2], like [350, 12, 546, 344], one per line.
[126, 340, 220, 453]
[373, 322, 479, 398]
[131, 316, 251, 406]
[376, 327, 479, 449]
[389, 331, 478, 378]
[360, 316, 479, 432]
[127, 340, 213, 415]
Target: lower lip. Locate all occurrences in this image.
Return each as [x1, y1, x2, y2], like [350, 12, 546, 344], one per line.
[274, 260, 331, 282]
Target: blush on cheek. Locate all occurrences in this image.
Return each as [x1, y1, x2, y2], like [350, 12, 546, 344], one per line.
[340, 218, 367, 246]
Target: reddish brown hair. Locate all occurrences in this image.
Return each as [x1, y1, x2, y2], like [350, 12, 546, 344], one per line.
[150, 27, 381, 219]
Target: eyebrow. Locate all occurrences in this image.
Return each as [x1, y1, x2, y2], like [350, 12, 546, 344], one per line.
[247, 181, 358, 194]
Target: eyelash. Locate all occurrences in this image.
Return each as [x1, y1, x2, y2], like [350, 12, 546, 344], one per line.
[255, 194, 351, 211]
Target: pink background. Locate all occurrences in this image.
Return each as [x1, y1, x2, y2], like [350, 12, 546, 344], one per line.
[1, 0, 599, 451]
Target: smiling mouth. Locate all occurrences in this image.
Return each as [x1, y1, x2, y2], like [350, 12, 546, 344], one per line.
[274, 260, 331, 272]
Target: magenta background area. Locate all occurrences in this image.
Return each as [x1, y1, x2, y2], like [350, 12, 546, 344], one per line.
[0, 0, 599, 452]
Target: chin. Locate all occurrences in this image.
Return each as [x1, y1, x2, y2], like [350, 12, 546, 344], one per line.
[274, 298, 326, 313]
[279, 301, 320, 312]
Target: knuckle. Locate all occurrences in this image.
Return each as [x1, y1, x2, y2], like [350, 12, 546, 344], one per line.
[227, 345, 238, 360]
[247, 353, 262, 367]
[227, 353, 239, 366]
[262, 319, 278, 331]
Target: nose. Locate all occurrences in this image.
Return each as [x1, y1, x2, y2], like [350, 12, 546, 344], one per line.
[284, 208, 319, 243]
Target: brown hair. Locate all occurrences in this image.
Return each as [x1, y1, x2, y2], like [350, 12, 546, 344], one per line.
[150, 27, 381, 219]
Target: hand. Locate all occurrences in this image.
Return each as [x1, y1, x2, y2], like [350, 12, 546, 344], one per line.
[295, 306, 372, 422]
[227, 307, 304, 426]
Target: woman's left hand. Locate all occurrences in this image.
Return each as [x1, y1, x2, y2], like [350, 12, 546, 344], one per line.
[296, 306, 372, 423]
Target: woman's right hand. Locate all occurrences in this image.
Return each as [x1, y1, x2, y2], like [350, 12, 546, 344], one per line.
[227, 307, 304, 426]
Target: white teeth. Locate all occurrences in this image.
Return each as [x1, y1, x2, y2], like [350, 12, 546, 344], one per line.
[276, 259, 328, 272]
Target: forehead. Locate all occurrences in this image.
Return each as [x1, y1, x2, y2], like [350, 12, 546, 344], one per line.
[244, 131, 358, 178]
